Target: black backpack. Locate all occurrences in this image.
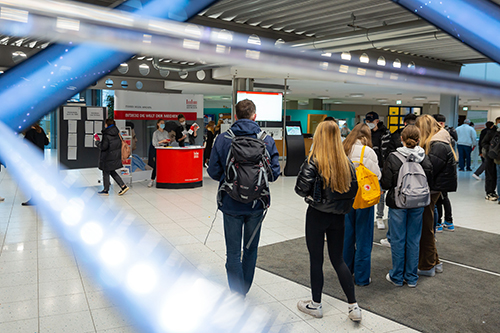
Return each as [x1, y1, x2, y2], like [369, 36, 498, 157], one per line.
[488, 133, 500, 160]
[218, 129, 273, 207]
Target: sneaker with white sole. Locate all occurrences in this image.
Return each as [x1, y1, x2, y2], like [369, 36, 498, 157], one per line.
[148, 180, 154, 188]
[472, 174, 481, 181]
[436, 223, 443, 233]
[380, 238, 391, 248]
[348, 303, 362, 322]
[417, 267, 436, 277]
[118, 186, 129, 196]
[435, 263, 443, 273]
[386, 273, 403, 287]
[297, 300, 323, 318]
[376, 218, 385, 230]
[486, 193, 498, 201]
[443, 222, 455, 232]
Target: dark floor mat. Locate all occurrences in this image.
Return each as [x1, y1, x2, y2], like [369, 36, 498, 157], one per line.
[257, 226, 500, 333]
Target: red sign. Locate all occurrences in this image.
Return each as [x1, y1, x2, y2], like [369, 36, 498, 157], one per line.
[114, 110, 197, 120]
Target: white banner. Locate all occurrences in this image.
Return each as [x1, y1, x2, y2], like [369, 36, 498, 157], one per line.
[114, 91, 204, 120]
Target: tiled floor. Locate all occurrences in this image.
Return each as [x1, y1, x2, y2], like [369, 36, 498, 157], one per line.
[0, 162, 497, 332]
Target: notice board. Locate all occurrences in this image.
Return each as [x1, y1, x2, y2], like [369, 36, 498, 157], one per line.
[58, 106, 106, 169]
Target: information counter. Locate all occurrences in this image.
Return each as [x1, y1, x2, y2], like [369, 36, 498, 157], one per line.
[156, 146, 204, 189]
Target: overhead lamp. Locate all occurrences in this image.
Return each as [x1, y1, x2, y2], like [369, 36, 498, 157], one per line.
[490, 103, 500, 107]
[333, 101, 342, 104]
[381, 103, 389, 105]
[413, 96, 427, 100]
[350, 93, 364, 98]
[221, 96, 230, 100]
[318, 96, 329, 99]
[341, 52, 351, 61]
[468, 99, 481, 103]
[376, 99, 388, 102]
[428, 100, 439, 104]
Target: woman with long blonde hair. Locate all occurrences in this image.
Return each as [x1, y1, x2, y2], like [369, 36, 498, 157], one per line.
[295, 121, 361, 322]
[415, 115, 457, 277]
[342, 123, 381, 286]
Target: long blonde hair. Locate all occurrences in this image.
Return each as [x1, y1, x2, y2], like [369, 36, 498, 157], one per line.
[343, 123, 373, 156]
[416, 114, 457, 160]
[309, 121, 352, 193]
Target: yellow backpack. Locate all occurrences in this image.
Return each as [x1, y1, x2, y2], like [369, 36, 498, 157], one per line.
[352, 146, 381, 209]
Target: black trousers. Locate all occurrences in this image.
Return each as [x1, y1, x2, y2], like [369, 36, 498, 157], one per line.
[474, 156, 486, 176]
[435, 192, 453, 223]
[305, 206, 356, 304]
[485, 155, 498, 195]
[102, 170, 125, 192]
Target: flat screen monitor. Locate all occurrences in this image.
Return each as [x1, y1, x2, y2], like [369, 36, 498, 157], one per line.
[286, 126, 302, 136]
[236, 91, 283, 122]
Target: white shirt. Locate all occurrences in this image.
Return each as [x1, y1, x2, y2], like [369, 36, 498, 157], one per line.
[348, 140, 381, 179]
[456, 124, 477, 147]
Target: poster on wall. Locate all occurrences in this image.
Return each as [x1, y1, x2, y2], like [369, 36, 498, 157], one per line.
[114, 91, 204, 121]
[467, 110, 489, 136]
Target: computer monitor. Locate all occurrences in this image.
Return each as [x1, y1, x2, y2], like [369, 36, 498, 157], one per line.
[236, 91, 283, 122]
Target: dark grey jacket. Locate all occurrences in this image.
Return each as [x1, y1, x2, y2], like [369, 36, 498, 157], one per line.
[97, 125, 122, 171]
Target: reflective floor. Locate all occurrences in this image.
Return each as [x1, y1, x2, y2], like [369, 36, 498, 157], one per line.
[0, 161, 496, 332]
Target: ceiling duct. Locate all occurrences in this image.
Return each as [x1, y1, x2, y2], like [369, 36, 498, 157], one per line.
[288, 20, 448, 52]
[151, 57, 218, 72]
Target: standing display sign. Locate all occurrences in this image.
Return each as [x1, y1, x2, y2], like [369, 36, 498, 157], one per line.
[283, 121, 306, 176]
[114, 91, 204, 121]
[58, 106, 106, 169]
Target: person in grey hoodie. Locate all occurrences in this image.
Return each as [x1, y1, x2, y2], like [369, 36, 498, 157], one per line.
[381, 125, 433, 287]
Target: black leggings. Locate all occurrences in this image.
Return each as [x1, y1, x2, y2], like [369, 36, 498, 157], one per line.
[305, 206, 356, 304]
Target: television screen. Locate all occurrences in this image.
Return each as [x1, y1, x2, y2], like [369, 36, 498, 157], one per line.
[286, 126, 302, 135]
[236, 91, 283, 122]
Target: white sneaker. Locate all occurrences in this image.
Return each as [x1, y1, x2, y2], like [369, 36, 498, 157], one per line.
[376, 218, 385, 230]
[297, 300, 323, 318]
[472, 174, 481, 181]
[0, 196, 4, 202]
[380, 238, 391, 247]
[148, 180, 154, 188]
[348, 303, 362, 322]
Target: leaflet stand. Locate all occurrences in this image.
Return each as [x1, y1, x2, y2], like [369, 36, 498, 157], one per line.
[283, 121, 306, 176]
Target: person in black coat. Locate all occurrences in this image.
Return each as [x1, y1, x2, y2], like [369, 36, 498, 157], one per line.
[96, 118, 129, 196]
[175, 114, 198, 147]
[294, 120, 361, 322]
[22, 123, 50, 206]
[415, 115, 457, 277]
[479, 119, 500, 200]
[384, 113, 418, 160]
[204, 120, 216, 167]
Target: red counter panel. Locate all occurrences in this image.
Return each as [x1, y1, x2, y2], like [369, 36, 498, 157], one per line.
[156, 147, 204, 189]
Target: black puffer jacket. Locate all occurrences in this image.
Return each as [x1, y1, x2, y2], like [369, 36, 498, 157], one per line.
[427, 130, 458, 192]
[97, 125, 122, 171]
[381, 149, 433, 209]
[384, 127, 404, 160]
[372, 122, 392, 168]
[295, 158, 358, 214]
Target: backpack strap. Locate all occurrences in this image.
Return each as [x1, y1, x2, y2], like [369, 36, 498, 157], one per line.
[225, 129, 235, 139]
[359, 146, 366, 165]
[257, 130, 267, 140]
[394, 151, 407, 164]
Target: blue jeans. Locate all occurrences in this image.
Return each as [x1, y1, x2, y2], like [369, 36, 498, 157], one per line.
[388, 207, 425, 286]
[223, 211, 263, 296]
[343, 206, 374, 286]
[457, 144, 472, 170]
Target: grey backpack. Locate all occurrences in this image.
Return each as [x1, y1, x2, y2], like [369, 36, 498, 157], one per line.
[394, 152, 430, 209]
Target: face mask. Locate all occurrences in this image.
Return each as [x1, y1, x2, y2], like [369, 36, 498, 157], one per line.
[366, 122, 376, 130]
[159, 124, 165, 129]
[497, 123, 500, 129]
[180, 121, 186, 126]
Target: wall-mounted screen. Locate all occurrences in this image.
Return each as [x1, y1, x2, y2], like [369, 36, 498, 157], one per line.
[236, 91, 283, 122]
[286, 126, 302, 136]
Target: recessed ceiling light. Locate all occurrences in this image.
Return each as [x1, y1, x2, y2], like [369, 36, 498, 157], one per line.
[380, 103, 389, 105]
[468, 99, 481, 103]
[376, 99, 388, 102]
[350, 93, 364, 98]
[333, 101, 342, 104]
[413, 96, 427, 100]
[490, 103, 500, 106]
[318, 96, 329, 99]
[221, 96, 230, 100]
[428, 100, 439, 104]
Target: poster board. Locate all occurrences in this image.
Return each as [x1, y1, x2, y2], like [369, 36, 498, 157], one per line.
[58, 106, 106, 169]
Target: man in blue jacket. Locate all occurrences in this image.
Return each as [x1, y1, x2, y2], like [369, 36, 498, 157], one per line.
[208, 99, 280, 296]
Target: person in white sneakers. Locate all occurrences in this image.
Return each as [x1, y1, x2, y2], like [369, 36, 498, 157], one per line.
[295, 121, 361, 322]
